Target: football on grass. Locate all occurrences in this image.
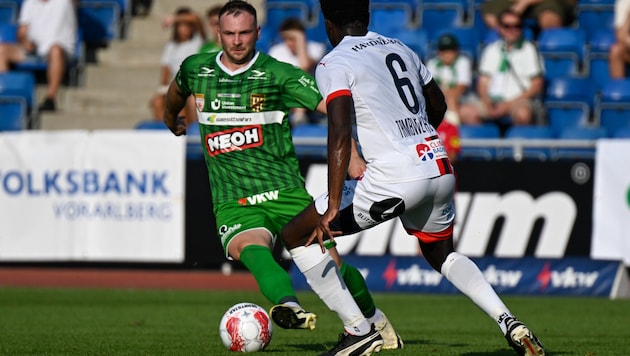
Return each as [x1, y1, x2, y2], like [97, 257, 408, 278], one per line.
[219, 302, 273, 352]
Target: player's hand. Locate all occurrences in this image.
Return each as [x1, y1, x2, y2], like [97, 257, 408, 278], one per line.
[167, 116, 187, 136]
[348, 155, 366, 180]
[306, 208, 342, 253]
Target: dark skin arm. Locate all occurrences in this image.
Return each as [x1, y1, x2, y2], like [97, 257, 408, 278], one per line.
[306, 95, 353, 250]
[423, 79, 448, 128]
[163, 80, 188, 136]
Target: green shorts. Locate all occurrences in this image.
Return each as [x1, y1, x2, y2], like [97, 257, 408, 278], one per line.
[213, 188, 313, 257]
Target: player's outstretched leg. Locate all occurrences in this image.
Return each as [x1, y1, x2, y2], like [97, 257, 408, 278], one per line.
[420, 237, 545, 356]
[239, 245, 318, 330]
[500, 313, 546, 356]
[269, 304, 317, 330]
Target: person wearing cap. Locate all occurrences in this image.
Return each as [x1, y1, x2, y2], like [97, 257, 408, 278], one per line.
[427, 33, 472, 162]
[459, 9, 544, 129]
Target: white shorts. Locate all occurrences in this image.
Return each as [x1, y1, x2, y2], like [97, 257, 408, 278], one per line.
[313, 172, 456, 240]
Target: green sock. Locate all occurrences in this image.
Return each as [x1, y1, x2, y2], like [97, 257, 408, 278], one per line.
[239, 245, 298, 305]
[340, 262, 376, 318]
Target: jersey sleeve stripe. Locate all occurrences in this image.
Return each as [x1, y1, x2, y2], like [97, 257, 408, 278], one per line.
[325, 89, 352, 105]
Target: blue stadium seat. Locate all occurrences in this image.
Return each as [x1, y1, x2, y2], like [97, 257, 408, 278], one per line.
[265, 0, 310, 29]
[0, 95, 26, 131]
[0, 71, 36, 113]
[419, 5, 466, 39]
[369, 5, 413, 35]
[538, 28, 586, 79]
[291, 123, 327, 158]
[504, 125, 556, 161]
[596, 79, 630, 134]
[77, 0, 121, 45]
[544, 77, 594, 135]
[80, 0, 130, 38]
[458, 124, 500, 160]
[305, 8, 329, 45]
[390, 27, 428, 59]
[576, 0, 614, 32]
[371, 0, 418, 30]
[588, 29, 615, 54]
[0, 0, 17, 24]
[0, 22, 16, 43]
[559, 126, 608, 139]
[555, 126, 607, 159]
[613, 127, 630, 138]
[135, 120, 168, 130]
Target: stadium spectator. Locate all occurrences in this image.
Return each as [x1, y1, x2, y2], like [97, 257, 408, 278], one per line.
[0, 0, 77, 112]
[427, 33, 470, 162]
[268, 17, 327, 126]
[149, 6, 205, 124]
[199, 5, 222, 54]
[459, 10, 544, 128]
[280, 1, 545, 354]
[481, 0, 575, 30]
[609, 0, 630, 78]
[162, 0, 403, 349]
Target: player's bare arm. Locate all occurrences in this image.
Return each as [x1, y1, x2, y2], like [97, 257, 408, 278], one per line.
[316, 99, 366, 179]
[307, 95, 352, 251]
[163, 80, 188, 136]
[423, 79, 447, 128]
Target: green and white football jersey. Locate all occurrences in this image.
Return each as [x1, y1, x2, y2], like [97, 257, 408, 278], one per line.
[176, 51, 323, 204]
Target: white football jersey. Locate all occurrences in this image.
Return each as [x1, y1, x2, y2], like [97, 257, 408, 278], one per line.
[316, 32, 450, 182]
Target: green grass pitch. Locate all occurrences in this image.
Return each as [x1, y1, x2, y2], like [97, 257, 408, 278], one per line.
[0, 287, 628, 355]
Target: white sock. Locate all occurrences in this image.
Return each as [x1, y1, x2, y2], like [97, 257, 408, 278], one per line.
[283, 301, 300, 309]
[290, 245, 372, 335]
[367, 308, 385, 326]
[441, 252, 510, 326]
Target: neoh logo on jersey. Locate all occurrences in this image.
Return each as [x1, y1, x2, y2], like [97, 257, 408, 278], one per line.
[205, 125, 263, 156]
[237, 190, 279, 206]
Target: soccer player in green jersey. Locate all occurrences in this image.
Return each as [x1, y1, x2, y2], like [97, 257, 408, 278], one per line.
[163, 0, 403, 348]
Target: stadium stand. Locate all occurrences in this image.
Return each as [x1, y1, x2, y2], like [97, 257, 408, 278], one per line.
[538, 28, 586, 79]
[0, 0, 17, 24]
[458, 124, 501, 160]
[554, 126, 608, 159]
[291, 123, 327, 158]
[503, 125, 556, 161]
[613, 127, 630, 138]
[77, 0, 121, 46]
[0, 95, 26, 131]
[0, 21, 15, 42]
[596, 79, 630, 134]
[370, 4, 415, 34]
[0, 71, 36, 126]
[544, 77, 594, 135]
[135, 119, 168, 130]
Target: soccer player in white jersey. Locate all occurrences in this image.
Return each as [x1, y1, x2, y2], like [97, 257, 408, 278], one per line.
[279, 0, 547, 355]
